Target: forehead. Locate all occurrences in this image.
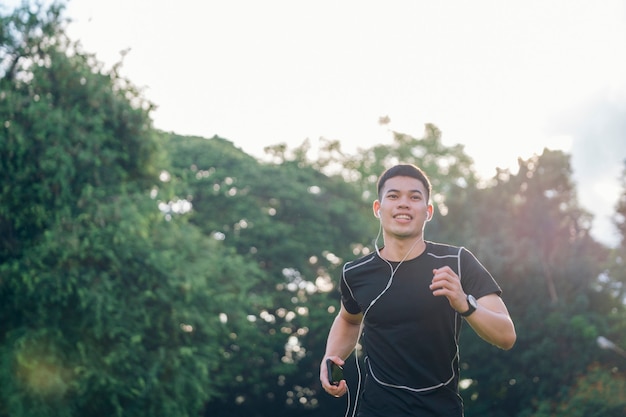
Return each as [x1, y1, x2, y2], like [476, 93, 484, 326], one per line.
[380, 176, 427, 194]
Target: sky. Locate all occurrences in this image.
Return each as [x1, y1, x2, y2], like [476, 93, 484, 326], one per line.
[6, 0, 626, 246]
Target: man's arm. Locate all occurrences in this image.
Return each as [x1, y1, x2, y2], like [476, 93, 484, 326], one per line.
[320, 305, 363, 397]
[464, 293, 516, 350]
[431, 266, 516, 350]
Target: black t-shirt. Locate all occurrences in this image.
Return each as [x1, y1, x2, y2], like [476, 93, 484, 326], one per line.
[340, 242, 502, 417]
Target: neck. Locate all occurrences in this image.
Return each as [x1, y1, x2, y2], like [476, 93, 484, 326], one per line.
[379, 235, 426, 262]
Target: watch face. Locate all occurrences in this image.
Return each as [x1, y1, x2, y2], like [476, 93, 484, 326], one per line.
[468, 295, 478, 308]
[461, 295, 478, 317]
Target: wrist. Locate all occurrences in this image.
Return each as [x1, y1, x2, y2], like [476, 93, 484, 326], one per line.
[460, 294, 477, 317]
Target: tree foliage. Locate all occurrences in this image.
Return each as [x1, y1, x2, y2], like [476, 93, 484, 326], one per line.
[452, 150, 616, 417]
[158, 133, 373, 416]
[2, 2, 626, 417]
[0, 1, 158, 263]
[0, 3, 261, 416]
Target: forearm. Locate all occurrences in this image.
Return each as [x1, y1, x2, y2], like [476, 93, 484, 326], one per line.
[321, 309, 362, 397]
[465, 297, 516, 350]
[324, 313, 362, 360]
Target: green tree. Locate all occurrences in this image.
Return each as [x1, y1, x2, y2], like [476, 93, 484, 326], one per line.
[532, 365, 626, 417]
[0, 3, 263, 416]
[451, 150, 611, 417]
[289, 124, 479, 206]
[159, 133, 373, 416]
[537, 161, 626, 417]
[0, 1, 158, 263]
[606, 162, 626, 308]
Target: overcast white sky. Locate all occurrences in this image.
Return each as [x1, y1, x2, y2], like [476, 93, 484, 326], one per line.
[6, 0, 626, 246]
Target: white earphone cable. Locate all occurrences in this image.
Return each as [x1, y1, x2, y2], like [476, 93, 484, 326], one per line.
[346, 224, 424, 417]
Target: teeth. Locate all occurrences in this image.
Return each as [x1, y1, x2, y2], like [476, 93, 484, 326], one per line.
[395, 215, 411, 220]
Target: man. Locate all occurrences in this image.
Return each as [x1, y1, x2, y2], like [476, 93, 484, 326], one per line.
[320, 164, 516, 417]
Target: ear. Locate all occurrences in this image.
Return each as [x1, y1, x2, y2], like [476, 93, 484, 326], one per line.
[426, 204, 434, 221]
[373, 200, 381, 218]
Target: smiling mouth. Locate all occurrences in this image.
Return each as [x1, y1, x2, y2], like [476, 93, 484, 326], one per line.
[394, 214, 412, 220]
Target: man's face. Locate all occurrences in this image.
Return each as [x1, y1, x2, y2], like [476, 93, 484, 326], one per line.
[375, 176, 432, 240]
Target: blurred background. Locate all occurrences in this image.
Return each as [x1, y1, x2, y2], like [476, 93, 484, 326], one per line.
[1, 1, 625, 416]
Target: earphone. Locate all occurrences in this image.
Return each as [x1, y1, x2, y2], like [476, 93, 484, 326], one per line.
[376, 209, 431, 221]
[340, 224, 457, 417]
[341, 233, 425, 417]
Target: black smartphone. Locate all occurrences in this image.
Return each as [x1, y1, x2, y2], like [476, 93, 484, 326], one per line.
[326, 358, 343, 386]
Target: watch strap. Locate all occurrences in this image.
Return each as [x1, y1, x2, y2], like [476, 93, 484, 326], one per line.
[460, 295, 477, 317]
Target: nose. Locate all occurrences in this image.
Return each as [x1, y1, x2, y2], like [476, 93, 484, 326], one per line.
[398, 195, 411, 207]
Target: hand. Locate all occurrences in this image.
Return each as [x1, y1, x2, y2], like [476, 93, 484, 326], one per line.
[320, 356, 347, 397]
[429, 266, 467, 313]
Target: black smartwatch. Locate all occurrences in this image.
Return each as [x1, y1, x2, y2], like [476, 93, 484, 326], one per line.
[460, 294, 478, 317]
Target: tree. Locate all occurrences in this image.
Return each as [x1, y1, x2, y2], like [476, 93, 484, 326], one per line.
[531, 365, 626, 417]
[606, 161, 626, 306]
[158, 133, 373, 416]
[0, 1, 158, 264]
[0, 3, 259, 416]
[451, 149, 612, 416]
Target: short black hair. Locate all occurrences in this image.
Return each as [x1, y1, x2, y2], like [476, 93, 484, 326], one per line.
[377, 164, 432, 201]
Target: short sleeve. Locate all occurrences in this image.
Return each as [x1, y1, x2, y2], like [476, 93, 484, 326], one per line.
[459, 247, 502, 298]
[339, 266, 362, 314]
